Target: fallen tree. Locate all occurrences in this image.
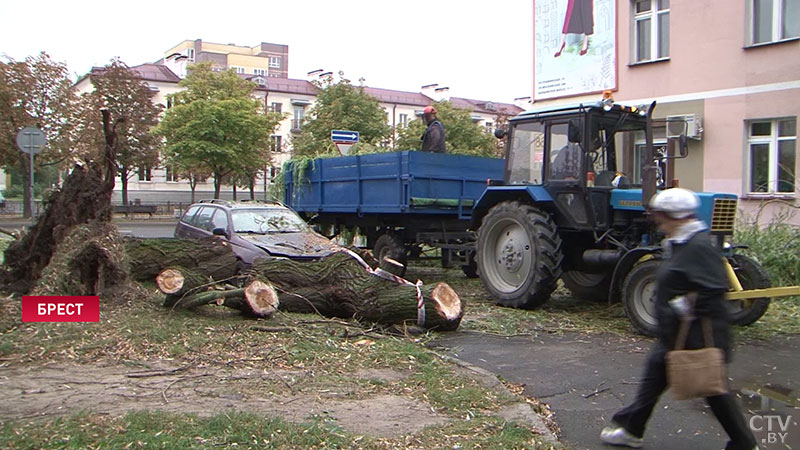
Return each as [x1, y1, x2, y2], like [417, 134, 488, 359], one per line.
[155, 251, 465, 330]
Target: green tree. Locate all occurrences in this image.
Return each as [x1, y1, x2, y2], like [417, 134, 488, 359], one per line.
[156, 63, 283, 199]
[396, 101, 497, 157]
[291, 73, 391, 158]
[0, 52, 79, 217]
[73, 58, 163, 205]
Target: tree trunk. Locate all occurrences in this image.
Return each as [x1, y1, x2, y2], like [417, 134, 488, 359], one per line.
[247, 252, 464, 330]
[120, 164, 129, 206]
[124, 238, 239, 282]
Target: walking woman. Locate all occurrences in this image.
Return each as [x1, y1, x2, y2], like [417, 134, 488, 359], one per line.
[600, 188, 758, 450]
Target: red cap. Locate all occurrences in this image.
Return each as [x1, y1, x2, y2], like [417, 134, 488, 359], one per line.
[423, 105, 437, 115]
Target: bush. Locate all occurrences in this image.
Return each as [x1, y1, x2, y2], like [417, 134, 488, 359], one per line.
[735, 213, 800, 287]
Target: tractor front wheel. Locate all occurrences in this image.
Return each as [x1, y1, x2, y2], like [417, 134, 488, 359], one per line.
[726, 254, 771, 326]
[622, 260, 660, 336]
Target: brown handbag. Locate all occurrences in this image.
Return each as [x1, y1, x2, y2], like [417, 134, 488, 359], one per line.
[665, 307, 728, 400]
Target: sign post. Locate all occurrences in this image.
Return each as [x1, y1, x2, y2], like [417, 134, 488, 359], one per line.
[15, 127, 46, 217]
[331, 129, 360, 156]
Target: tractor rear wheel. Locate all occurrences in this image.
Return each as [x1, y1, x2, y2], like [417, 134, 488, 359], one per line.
[476, 201, 563, 309]
[622, 260, 660, 336]
[726, 254, 771, 326]
[562, 270, 612, 302]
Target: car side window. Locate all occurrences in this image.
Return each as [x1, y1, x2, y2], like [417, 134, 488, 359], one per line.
[194, 207, 216, 232]
[181, 206, 201, 225]
[210, 209, 228, 233]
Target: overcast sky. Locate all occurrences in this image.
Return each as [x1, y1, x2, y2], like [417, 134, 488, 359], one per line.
[0, 0, 533, 104]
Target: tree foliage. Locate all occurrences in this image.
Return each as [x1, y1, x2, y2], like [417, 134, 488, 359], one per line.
[291, 73, 391, 158]
[395, 101, 498, 157]
[0, 52, 79, 216]
[156, 63, 283, 198]
[73, 58, 163, 205]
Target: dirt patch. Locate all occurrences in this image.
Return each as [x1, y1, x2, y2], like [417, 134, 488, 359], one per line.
[0, 361, 448, 437]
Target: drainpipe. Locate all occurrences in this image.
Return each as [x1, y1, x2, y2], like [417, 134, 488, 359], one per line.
[392, 104, 397, 149]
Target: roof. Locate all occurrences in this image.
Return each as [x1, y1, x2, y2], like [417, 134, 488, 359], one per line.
[257, 77, 318, 95]
[129, 63, 182, 83]
[449, 97, 524, 116]
[362, 87, 434, 107]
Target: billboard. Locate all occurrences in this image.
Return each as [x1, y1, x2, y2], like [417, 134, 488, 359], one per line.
[534, 0, 617, 100]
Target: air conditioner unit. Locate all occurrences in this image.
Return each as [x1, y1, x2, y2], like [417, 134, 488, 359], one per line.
[666, 114, 702, 140]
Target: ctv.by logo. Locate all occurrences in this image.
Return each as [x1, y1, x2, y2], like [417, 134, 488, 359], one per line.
[749, 414, 792, 445]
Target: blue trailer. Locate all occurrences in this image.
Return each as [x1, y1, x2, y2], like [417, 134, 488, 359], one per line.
[284, 150, 504, 276]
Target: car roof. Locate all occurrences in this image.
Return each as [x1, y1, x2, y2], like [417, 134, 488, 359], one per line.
[193, 199, 289, 210]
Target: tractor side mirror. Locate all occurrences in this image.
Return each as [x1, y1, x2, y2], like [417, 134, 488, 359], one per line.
[494, 128, 507, 139]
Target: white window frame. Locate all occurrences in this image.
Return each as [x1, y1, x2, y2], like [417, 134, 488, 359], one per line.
[746, 0, 800, 46]
[269, 56, 281, 68]
[254, 68, 267, 76]
[747, 118, 797, 195]
[230, 66, 245, 74]
[187, 48, 195, 61]
[632, 0, 670, 63]
[398, 113, 408, 128]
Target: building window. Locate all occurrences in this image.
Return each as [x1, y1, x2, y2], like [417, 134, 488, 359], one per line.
[748, 0, 800, 45]
[485, 122, 494, 133]
[254, 68, 267, 76]
[633, 0, 670, 62]
[272, 135, 282, 152]
[165, 165, 177, 182]
[269, 56, 281, 68]
[292, 106, 304, 131]
[138, 166, 152, 182]
[748, 118, 797, 194]
[187, 48, 195, 61]
[398, 113, 408, 128]
[270, 102, 282, 113]
[230, 66, 245, 74]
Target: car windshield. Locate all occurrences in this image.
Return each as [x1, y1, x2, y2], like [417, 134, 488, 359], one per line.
[231, 208, 311, 234]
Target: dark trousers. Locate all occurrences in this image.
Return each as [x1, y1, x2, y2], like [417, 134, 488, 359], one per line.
[612, 343, 756, 450]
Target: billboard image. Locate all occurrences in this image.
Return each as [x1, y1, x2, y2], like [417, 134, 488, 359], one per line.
[534, 0, 616, 100]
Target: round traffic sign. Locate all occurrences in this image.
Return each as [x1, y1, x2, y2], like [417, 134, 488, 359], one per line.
[16, 126, 47, 155]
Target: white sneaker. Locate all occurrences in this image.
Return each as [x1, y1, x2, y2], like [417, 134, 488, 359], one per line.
[600, 426, 644, 448]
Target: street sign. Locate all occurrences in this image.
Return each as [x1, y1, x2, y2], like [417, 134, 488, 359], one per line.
[331, 130, 359, 143]
[16, 127, 46, 155]
[335, 143, 354, 156]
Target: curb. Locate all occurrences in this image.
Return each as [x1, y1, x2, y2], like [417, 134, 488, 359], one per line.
[441, 354, 560, 444]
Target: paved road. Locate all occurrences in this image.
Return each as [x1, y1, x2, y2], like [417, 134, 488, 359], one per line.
[0, 218, 177, 238]
[433, 331, 799, 450]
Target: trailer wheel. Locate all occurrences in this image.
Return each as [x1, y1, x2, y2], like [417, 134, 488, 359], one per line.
[461, 251, 479, 278]
[562, 270, 612, 302]
[727, 254, 771, 326]
[622, 260, 660, 336]
[476, 201, 563, 309]
[374, 233, 407, 277]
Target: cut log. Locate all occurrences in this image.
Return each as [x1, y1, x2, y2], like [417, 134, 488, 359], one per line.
[125, 238, 239, 282]
[173, 281, 278, 318]
[157, 266, 214, 307]
[247, 252, 464, 330]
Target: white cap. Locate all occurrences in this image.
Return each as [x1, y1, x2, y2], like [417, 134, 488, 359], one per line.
[649, 188, 700, 219]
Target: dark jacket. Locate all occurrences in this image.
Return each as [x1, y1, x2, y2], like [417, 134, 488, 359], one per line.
[654, 228, 732, 359]
[421, 120, 446, 152]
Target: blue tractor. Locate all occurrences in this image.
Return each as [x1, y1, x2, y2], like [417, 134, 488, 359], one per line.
[473, 98, 774, 336]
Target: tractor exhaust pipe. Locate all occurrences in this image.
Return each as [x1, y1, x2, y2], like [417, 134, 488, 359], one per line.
[582, 249, 623, 267]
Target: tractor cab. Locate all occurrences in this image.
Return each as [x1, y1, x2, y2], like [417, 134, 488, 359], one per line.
[498, 97, 683, 234]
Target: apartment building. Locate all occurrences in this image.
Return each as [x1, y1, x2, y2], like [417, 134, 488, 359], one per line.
[73, 40, 521, 204]
[161, 39, 289, 79]
[533, 0, 799, 225]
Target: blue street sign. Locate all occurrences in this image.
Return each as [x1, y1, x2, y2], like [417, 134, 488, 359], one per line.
[331, 130, 359, 143]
